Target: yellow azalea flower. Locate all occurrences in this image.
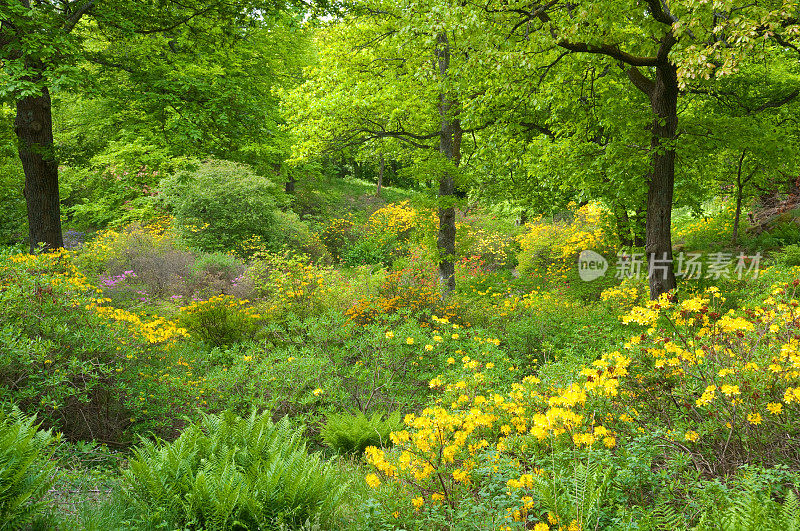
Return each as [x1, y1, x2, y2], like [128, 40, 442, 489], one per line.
[747, 413, 762, 425]
[684, 430, 699, 442]
[406, 337, 414, 345]
[534, 523, 550, 531]
[365, 474, 381, 488]
[767, 402, 783, 415]
[312, 388, 324, 396]
[412, 497, 424, 509]
[720, 384, 740, 396]
[425, 344, 434, 351]
[452, 333, 459, 340]
[447, 357, 455, 364]
[385, 331, 394, 339]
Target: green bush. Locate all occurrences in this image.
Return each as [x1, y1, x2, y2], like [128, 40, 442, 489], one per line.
[0, 252, 143, 442]
[776, 244, 800, 267]
[124, 410, 348, 529]
[0, 407, 59, 529]
[178, 295, 262, 348]
[159, 160, 289, 254]
[321, 411, 402, 455]
[341, 237, 392, 268]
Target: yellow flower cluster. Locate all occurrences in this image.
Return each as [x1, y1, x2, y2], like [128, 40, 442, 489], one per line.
[619, 284, 800, 460]
[516, 203, 611, 280]
[368, 201, 421, 237]
[87, 301, 188, 344]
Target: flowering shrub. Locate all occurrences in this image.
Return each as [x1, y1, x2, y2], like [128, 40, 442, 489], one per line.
[346, 268, 460, 325]
[457, 223, 515, 273]
[178, 294, 262, 347]
[618, 285, 800, 474]
[517, 203, 612, 281]
[77, 220, 192, 299]
[321, 217, 359, 262]
[0, 250, 146, 440]
[249, 252, 332, 319]
[362, 280, 800, 527]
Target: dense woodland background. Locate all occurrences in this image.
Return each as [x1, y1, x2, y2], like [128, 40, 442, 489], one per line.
[3, 0, 800, 529]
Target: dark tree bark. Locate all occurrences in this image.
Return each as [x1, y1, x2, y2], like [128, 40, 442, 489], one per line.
[15, 83, 63, 252]
[632, 207, 646, 247]
[642, 60, 679, 299]
[436, 32, 462, 294]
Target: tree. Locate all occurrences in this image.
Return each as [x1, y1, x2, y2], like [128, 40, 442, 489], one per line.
[284, 1, 495, 292]
[0, 0, 293, 252]
[478, 0, 800, 297]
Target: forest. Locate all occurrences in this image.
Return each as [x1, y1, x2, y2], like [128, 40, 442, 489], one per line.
[2, 0, 800, 529]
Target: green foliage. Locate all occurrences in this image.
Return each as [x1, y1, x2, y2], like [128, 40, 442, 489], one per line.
[124, 410, 348, 529]
[61, 165, 162, 230]
[178, 295, 262, 348]
[775, 244, 800, 266]
[0, 154, 27, 247]
[321, 411, 402, 455]
[0, 407, 59, 530]
[341, 237, 393, 268]
[0, 253, 142, 442]
[159, 160, 289, 254]
[693, 488, 800, 531]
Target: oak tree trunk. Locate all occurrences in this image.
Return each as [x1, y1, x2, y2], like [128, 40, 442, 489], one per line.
[15, 83, 63, 252]
[645, 62, 678, 299]
[436, 32, 461, 294]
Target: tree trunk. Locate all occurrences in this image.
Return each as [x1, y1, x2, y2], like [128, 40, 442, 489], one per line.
[436, 32, 461, 294]
[15, 83, 63, 252]
[376, 154, 384, 196]
[644, 61, 678, 299]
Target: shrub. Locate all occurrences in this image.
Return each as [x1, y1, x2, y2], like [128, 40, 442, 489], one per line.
[346, 269, 461, 325]
[516, 203, 612, 282]
[77, 221, 193, 300]
[188, 252, 253, 300]
[321, 411, 402, 455]
[0, 250, 193, 441]
[159, 160, 289, 254]
[0, 407, 59, 529]
[178, 295, 262, 347]
[776, 244, 800, 267]
[320, 218, 359, 262]
[248, 252, 333, 320]
[0, 251, 142, 441]
[124, 410, 348, 529]
[63, 164, 161, 230]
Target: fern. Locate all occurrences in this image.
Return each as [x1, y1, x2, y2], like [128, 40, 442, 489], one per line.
[320, 411, 402, 455]
[533, 454, 611, 530]
[650, 499, 687, 530]
[692, 487, 800, 531]
[124, 409, 348, 530]
[0, 407, 59, 530]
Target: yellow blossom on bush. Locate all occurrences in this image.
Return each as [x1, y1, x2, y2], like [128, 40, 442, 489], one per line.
[365, 473, 381, 489]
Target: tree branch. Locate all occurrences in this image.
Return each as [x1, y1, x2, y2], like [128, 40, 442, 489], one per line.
[557, 41, 659, 67]
[627, 67, 655, 96]
[62, 0, 96, 34]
